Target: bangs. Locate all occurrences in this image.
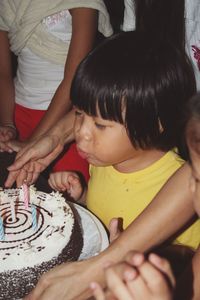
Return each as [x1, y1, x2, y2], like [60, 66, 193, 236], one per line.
[71, 41, 126, 124]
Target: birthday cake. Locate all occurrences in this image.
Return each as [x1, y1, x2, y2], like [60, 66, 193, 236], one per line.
[0, 186, 83, 300]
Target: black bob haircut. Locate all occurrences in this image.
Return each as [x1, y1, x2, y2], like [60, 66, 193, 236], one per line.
[71, 31, 196, 152]
[183, 92, 200, 163]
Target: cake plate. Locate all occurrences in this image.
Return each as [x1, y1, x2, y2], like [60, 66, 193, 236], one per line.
[74, 204, 109, 260]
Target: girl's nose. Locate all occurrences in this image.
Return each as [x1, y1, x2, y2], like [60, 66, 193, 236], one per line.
[75, 114, 92, 142]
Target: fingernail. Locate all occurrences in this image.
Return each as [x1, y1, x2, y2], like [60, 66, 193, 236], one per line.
[90, 282, 98, 290]
[124, 269, 137, 281]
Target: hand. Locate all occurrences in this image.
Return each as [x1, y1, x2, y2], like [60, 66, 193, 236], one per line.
[24, 256, 105, 300]
[5, 134, 64, 188]
[48, 171, 84, 201]
[109, 218, 124, 243]
[0, 125, 17, 152]
[91, 251, 175, 300]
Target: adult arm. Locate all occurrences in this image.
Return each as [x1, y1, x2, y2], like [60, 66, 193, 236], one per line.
[0, 31, 17, 150]
[5, 109, 76, 187]
[25, 163, 197, 300]
[28, 8, 98, 141]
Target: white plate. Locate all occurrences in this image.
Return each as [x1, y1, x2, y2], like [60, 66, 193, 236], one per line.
[74, 204, 109, 260]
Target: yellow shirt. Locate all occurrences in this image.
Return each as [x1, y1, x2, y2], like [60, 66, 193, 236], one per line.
[87, 151, 200, 250]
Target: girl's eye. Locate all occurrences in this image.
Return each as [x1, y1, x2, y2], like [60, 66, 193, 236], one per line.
[95, 122, 106, 129]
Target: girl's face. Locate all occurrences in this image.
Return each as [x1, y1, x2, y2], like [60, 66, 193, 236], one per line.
[73, 108, 143, 173]
[186, 119, 200, 217]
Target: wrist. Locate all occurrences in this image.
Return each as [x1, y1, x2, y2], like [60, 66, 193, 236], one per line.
[97, 238, 126, 266]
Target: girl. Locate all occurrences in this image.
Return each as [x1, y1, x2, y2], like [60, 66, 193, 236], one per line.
[0, 0, 113, 181]
[48, 31, 200, 249]
[90, 92, 200, 300]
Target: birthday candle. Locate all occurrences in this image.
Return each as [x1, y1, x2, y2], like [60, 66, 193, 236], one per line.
[0, 216, 4, 240]
[10, 199, 16, 222]
[22, 183, 29, 209]
[31, 204, 37, 230]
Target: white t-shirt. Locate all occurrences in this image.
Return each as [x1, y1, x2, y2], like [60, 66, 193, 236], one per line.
[15, 10, 71, 110]
[123, 0, 200, 91]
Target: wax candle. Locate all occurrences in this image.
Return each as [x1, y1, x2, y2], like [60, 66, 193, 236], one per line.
[0, 216, 4, 240]
[31, 204, 37, 230]
[10, 199, 16, 222]
[22, 183, 29, 209]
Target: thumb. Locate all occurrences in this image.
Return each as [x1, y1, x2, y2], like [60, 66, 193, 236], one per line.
[108, 218, 123, 243]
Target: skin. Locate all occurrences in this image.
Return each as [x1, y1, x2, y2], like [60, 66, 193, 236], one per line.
[0, 8, 98, 151]
[48, 171, 83, 201]
[0, 31, 16, 151]
[74, 109, 165, 172]
[48, 108, 166, 203]
[91, 251, 175, 300]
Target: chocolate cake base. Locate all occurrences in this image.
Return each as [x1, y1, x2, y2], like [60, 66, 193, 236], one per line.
[0, 203, 83, 300]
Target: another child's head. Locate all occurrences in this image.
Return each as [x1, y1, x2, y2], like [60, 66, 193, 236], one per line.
[185, 93, 200, 215]
[71, 31, 196, 165]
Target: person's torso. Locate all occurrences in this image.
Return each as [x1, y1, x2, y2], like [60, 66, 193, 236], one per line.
[15, 10, 72, 110]
[87, 150, 200, 249]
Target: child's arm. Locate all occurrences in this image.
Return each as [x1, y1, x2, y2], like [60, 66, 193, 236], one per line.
[27, 8, 98, 141]
[0, 31, 17, 151]
[48, 171, 87, 204]
[91, 252, 175, 300]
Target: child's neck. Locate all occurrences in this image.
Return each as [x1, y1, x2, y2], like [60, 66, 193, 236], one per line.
[114, 149, 167, 173]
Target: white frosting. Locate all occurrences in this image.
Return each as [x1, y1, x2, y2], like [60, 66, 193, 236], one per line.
[0, 186, 74, 271]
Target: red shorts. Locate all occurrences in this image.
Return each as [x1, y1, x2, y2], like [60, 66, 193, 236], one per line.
[15, 104, 89, 181]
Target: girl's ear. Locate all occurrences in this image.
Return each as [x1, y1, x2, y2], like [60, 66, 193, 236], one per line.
[158, 118, 164, 133]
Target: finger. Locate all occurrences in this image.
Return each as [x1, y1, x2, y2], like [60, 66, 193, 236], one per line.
[48, 178, 55, 190]
[129, 259, 173, 297]
[7, 140, 23, 152]
[7, 148, 37, 171]
[49, 176, 58, 191]
[105, 267, 134, 300]
[53, 173, 65, 191]
[4, 170, 20, 188]
[29, 172, 40, 185]
[125, 251, 145, 267]
[26, 171, 34, 185]
[125, 270, 149, 299]
[16, 169, 28, 187]
[108, 218, 121, 243]
[90, 282, 106, 300]
[148, 253, 175, 287]
[62, 173, 71, 190]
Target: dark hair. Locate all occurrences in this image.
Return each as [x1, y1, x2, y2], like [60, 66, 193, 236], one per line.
[71, 31, 196, 153]
[108, 0, 186, 50]
[135, 0, 185, 51]
[103, 0, 124, 33]
[183, 93, 200, 161]
[184, 93, 200, 126]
